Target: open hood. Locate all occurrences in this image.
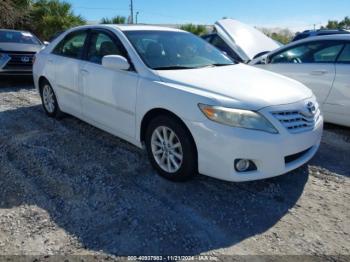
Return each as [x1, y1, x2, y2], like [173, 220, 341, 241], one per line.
[214, 19, 280, 61]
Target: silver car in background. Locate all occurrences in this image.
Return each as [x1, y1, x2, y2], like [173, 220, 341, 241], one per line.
[0, 29, 44, 76]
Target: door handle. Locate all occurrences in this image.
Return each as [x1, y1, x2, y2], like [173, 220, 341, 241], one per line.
[310, 70, 327, 76]
[80, 69, 89, 75]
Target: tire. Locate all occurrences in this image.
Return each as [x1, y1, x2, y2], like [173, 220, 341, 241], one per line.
[39, 79, 63, 118]
[145, 115, 197, 182]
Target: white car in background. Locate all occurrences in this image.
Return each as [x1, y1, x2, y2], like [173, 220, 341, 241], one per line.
[252, 35, 350, 127]
[33, 25, 323, 182]
[203, 19, 350, 127]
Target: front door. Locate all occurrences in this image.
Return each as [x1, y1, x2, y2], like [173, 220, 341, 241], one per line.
[81, 29, 139, 138]
[257, 41, 344, 105]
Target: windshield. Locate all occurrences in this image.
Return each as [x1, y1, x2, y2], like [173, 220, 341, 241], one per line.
[125, 30, 235, 70]
[0, 30, 41, 45]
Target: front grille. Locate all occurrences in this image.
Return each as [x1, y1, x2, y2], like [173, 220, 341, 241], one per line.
[2, 52, 35, 69]
[272, 106, 320, 134]
[285, 147, 312, 164]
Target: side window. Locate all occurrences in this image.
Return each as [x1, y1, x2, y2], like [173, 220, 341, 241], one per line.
[87, 32, 126, 64]
[270, 42, 343, 64]
[270, 44, 320, 64]
[53, 31, 87, 59]
[210, 35, 241, 62]
[313, 44, 343, 62]
[337, 44, 350, 63]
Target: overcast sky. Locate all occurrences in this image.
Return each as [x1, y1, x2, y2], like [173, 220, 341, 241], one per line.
[68, 0, 350, 31]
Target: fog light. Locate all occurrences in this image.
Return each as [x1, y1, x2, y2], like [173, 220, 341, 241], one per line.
[235, 159, 251, 172]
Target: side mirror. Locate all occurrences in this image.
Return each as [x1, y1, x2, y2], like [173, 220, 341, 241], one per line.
[260, 54, 269, 64]
[102, 55, 130, 71]
[43, 41, 50, 46]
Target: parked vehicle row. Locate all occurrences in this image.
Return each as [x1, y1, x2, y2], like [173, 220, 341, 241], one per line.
[203, 19, 350, 127]
[33, 25, 323, 182]
[0, 29, 45, 76]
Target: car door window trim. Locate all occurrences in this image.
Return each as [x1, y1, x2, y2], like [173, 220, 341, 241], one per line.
[52, 29, 89, 60]
[269, 40, 345, 65]
[335, 42, 350, 64]
[85, 28, 137, 73]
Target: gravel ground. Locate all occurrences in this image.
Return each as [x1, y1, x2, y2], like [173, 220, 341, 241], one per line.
[0, 78, 349, 260]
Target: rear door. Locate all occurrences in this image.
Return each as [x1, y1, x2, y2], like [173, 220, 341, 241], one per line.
[51, 30, 88, 115]
[323, 43, 350, 126]
[258, 40, 344, 104]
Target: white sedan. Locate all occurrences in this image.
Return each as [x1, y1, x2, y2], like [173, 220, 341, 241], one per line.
[202, 19, 350, 127]
[33, 25, 323, 182]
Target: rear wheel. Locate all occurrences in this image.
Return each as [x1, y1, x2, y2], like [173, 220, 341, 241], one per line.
[145, 115, 197, 182]
[40, 80, 63, 118]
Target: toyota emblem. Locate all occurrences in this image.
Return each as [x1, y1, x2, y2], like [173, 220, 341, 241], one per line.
[307, 101, 316, 115]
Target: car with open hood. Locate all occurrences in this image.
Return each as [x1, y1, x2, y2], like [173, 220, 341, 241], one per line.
[33, 24, 323, 182]
[251, 34, 350, 127]
[203, 19, 350, 127]
[0, 29, 44, 76]
[202, 19, 281, 63]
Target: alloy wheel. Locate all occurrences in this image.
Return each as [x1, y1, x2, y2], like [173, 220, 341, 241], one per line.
[151, 126, 183, 173]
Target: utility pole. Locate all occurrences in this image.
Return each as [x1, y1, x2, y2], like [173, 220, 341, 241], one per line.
[136, 11, 139, 24]
[130, 0, 134, 24]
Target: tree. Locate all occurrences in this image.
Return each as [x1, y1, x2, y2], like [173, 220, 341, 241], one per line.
[30, 0, 85, 40]
[339, 16, 350, 29]
[323, 16, 350, 30]
[100, 16, 126, 24]
[0, 0, 32, 29]
[260, 28, 294, 44]
[180, 24, 208, 36]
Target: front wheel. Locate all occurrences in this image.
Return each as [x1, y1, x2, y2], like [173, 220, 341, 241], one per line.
[145, 115, 197, 182]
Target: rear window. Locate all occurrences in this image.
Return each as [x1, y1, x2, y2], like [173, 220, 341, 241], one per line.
[0, 30, 41, 45]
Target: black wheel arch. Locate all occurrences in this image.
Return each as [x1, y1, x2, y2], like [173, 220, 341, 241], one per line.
[140, 108, 198, 160]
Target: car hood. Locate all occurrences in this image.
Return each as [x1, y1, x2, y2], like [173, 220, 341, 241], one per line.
[215, 19, 280, 61]
[156, 64, 313, 111]
[0, 43, 43, 53]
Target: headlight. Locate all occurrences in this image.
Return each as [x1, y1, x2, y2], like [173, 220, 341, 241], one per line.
[199, 104, 278, 134]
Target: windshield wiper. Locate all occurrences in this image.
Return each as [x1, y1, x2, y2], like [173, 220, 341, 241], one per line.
[153, 66, 196, 70]
[210, 63, 235, 67]
[197, 63, 235, 68]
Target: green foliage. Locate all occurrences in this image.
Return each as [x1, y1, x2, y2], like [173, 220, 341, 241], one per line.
[180, 24, 208, 36]
[30, 0, 86, 40]
[0, 0, 32, 29]
[323, 16, 350, 30]
[0, 0, 85, 40]
[100, 16, 126, 24]
[261, 28, 294, 44]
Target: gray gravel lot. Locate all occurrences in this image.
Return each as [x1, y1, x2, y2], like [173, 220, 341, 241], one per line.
[0, 78, 349, 259]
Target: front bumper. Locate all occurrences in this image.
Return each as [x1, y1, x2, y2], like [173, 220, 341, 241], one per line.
[185, 105, 323, 182]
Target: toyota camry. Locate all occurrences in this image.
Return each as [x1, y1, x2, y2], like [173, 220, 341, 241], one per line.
[33, 25, 323, 182]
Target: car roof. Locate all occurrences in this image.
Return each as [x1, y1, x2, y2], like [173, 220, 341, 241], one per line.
[294, 34, 350, 43]
[67, 24, 185, 33]
[0, 29, 33, 34]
